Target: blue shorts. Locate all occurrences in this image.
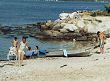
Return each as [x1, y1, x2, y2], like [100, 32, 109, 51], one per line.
[100, 41, 104, 48]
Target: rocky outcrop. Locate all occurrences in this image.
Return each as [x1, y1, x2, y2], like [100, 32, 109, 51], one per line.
[0, 11, 110, 41]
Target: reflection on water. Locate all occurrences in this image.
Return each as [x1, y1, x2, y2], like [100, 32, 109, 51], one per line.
[0, 35, 91, 60]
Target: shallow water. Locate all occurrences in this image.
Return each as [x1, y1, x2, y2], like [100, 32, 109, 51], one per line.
[0, 35, 76, 60]
[0, 1, 108, 60]
[0, 35, 92, 60]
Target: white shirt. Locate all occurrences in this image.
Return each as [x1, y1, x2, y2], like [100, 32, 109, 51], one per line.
[19, 41, 27, 51]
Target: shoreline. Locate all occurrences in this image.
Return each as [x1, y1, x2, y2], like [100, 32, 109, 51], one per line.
[0, 10, 110, 41]
[0, 9, 110, 81]
[0, 39, 110, 81]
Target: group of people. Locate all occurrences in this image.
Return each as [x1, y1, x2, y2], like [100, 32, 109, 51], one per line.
[11, 36, 39, 66]
[9, 31, 106, 66]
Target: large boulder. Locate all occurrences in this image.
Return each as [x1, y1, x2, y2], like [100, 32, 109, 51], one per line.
[77, 20, 85, 28]
[46, 20, 53, 27]
[41, 25, 49, 30]
[44, 30, 61, 36]
[59, 13, 69, 20]
[87, 23, 97, 33]
[52, 23, 62, 30]
[63, 24, 78, 32]
[52, 22, 66, 30]
[52, 31, 62, 36]
[59, 29, 69, 33]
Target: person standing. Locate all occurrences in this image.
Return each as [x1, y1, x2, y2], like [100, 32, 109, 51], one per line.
[12, 37, 19, 56]
[18, 36, 28, 66]
[99, 32, 106, 54]
[12, 37, 19, 48]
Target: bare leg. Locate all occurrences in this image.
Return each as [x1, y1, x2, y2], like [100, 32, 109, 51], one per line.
[20, 53, 24, 65]
[102, 48, 104, 54]
[18, 51, 21, 66]
[100, 48, 102, 54]
[100, 48, 104, 54]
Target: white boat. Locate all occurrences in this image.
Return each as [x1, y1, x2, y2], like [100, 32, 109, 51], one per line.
[46, 49, 92, 57]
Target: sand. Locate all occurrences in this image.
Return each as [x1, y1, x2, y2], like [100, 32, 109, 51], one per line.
[0, 38, 110, 81]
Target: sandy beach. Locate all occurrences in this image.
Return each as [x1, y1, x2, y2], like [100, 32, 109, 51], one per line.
[0, 38, 110, 81]
[0, 1, 110, 81]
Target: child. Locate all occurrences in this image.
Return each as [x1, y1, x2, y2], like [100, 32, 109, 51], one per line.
[34, 46, 39, 57]
[25, 47, 34, 58]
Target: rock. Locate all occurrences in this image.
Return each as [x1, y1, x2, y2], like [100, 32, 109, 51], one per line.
[63, 24, 78, 31]
[95, 59, 99, 61]
[87, 23, 97, 33]
[59, 29, 69, 33]
[60, 23, 66, 27]
[44, 30, 61, 36]
[95, 19, 102, 23]
[44, 30, 52, 36]
[0, 26, 12, 34]
[67, 20, 74, 24]
[52, 31, 61, 36]
[52, 22, 67, 31]
[52, 23, 62, 30]
[60, 64, 67, 68]
[77, 20, 85, 28]
[41, 25, 49, 30]
[46, 20, 53, 27]
[59, 13, 69, 20]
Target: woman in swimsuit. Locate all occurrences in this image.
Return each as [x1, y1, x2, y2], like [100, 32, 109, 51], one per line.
[12, 37, 19, 56]
[18, 36, 28, 66]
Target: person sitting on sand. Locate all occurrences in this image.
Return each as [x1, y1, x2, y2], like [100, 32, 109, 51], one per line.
[34, 46, 39, 57]
[25, 47, 34, 58]
[99, 32, 106, 54]
[18, 36, 28, 66]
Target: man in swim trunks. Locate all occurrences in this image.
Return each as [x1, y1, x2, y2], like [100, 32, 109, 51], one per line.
[12, 37, 19, 48]
[12, 37, 19, 55]
[99, 32, 106, 54]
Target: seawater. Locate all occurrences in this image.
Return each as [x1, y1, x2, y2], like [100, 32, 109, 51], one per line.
[0, 35, 75, 60]
[0, 0, 109, 60]
[0, 0, 108, 25]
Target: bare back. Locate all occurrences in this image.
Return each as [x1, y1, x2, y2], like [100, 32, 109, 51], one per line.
[12, 40, 18, 47]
